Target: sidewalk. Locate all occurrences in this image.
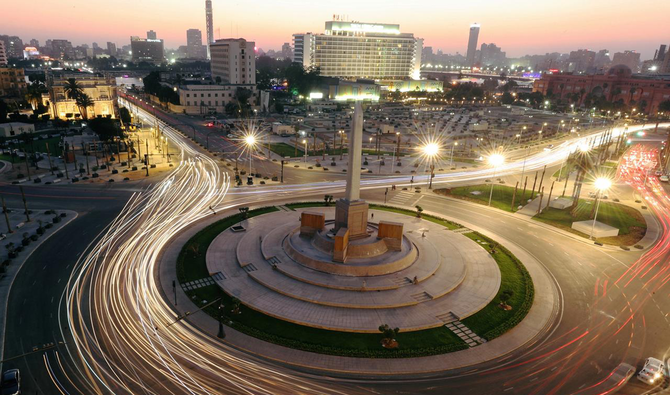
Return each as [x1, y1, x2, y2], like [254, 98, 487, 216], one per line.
[157, 202, 559, 377]
[0, 209, 78, 370]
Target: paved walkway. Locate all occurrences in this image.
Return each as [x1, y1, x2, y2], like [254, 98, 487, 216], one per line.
[157, 202, 559, 376]
[205, 208, 499, 332]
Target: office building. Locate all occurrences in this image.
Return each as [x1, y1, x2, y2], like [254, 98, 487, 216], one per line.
[130, 36, 164, 64]
[107, 42, 117, 57]
[0, 68, 27, 97]
[478, 43, 506, 66]
[210, 38, 256, 84]
[293, 21, 423, 80]
[0, 41, 7, 66]
[611, 50, 640, 73]
[567, 49, 595, 73]
[147, 30, 157, 40]
[177, 84, 254, 115]
[466, 23, 480, 67]
[29, 39, 39, 48]
[533, 65, 670, 114]
[206, 0, 214, 59]
[186, 29, 206, 59]
[46, 71, 118, 120]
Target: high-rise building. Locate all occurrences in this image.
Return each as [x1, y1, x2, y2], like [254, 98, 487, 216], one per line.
[0, 36, 24, 59]
[478, 43, 506, 66]
[655, 45, 667, 62]
[51, 39, 74, 59]
[292, 33, 314, 68]
[0, 41, 7, 66]
[107, 42, 117, 57]
[186, 29, 206, 59]
[567, 49, 595, 73]
[210, 38, 256, 84]
[0, 68, 27, 97]
[611, 50, 640, 73]
[147, 30, 157, 40]
[466, 23, 480, 67]
[281, 42, 293, 59]
[130, 36, 164, 64]
[662, 50, 670, 74]
[206, 0, 214, 59]
[29, 39, 39, 48]
[593, 49, 610, 69]
[292, 21, 423, 80]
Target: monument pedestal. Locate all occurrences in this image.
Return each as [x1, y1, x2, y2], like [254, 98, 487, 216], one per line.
[335, 199, 369, 240]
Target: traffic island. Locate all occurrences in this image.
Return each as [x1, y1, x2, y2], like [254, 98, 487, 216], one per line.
[172, 203, 537, 360]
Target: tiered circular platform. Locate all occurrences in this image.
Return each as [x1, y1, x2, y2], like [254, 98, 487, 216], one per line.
[206, 207, 501, 333]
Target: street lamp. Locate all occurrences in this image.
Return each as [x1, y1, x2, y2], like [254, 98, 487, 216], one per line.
[590, 177, 612, 240]
[302, 139, 308, 163]
[488, 153, 505, 207]
[450, 142, 458, 167]
[422, 142, 440, 189]
[244, 134, 256, 176]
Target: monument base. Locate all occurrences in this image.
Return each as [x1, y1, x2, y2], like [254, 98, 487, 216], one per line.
[335, 199, 369, 240]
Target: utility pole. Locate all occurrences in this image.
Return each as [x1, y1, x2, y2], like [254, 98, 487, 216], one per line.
[530, 171, 538, 200]
[19, 186, 30, 222]
[280, 160, 285, 183]
[63, 143, 70, 180]
[511, 181, 519, 211]
[83, 144, 90, 175]
[546, 181, 555, 210]
[1, 195, 12, 234]
[23, 152, 31, 181]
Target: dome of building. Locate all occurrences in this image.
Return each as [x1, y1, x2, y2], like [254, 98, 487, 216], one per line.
[607, 64, 633, 78]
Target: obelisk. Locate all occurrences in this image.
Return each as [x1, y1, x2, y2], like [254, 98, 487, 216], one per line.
[334, 101, 369, 239]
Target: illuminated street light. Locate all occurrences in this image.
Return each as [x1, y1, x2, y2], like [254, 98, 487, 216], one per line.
[590, 177, 612, 240]
[422, 143, 440, 189]
[488, 153, 505, 206]
[245, 135, 256, 146]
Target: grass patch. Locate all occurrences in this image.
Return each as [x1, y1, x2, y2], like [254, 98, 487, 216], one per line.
[178, 202, 533, 357]
[461, 232, 534, 341]
[532, 199, 646, 246]
[436, 184, 524, 212]
[269, 143, 304, 158]
[3, 137, 64, 157]
[552, 163, 573, 179]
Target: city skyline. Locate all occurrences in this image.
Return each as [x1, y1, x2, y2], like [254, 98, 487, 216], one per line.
[4, 0, 668, 59]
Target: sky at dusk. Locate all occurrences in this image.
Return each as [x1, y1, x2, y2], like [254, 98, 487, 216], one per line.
[4, 0, 669, 59]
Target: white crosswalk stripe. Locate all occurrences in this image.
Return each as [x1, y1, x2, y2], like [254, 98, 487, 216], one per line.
[388, 191, 417, 206]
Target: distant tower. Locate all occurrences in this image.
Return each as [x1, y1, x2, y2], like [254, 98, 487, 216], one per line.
[206, 0, 214, 59]
[466, 23, 480, 67]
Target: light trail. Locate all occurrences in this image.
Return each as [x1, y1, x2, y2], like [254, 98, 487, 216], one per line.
[60, 97, 670, 394]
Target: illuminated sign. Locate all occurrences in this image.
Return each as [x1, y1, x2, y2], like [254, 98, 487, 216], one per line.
[327, 21, 400, 35]
[309, 92, 324, 99]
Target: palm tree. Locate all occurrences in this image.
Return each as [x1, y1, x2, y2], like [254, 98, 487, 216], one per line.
[63, 78, 83, 101]
[75, 93, 95, 120]
[25, 82, 46, 111]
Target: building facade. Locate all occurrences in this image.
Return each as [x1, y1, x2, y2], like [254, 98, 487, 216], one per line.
[293, 21, 422, 81]
[533, 65, 670, 114]
[466, 23, 480, 67]
[612, 50, 640, 73]
[177, 84, 256, 114]
[210, 38, 256, 84]
[0, 68, 27, 98]
[107, 42, 117, 57]
[50, 39, 74, 59]
[0, 41, 7, 66]
[45, 71, 118, 120]
[130, 36, 164, 64]
[567, 49, 596, 73]
[186, 29, 206, 59]
[0, 36, 23, 59]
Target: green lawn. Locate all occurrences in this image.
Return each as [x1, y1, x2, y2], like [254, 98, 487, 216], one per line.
[461, 232, 534, 340]
[269, 143, 304, 158]
[552, 163, 573, 179]
[3, 137, 64, 156]
[533, 199, 646, 246]
[178, 202, 532, 357]
[436, 184, 526, 212]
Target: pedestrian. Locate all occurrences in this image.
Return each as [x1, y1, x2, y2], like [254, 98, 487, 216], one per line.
[371, 213, 374, 220]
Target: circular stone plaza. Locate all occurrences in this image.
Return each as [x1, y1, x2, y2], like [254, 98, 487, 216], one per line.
[164, 102, 557, 374]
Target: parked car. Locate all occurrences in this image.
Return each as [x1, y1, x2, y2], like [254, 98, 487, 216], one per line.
[637, 357, 664, 384]
[1, 369, 20, 395]
[660, 175, 669, 182]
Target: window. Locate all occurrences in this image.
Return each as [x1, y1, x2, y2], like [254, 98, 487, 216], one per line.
[186, 93, 190, 97]
[215, 101, 218, 106]
[208, 93, 211, 97]
[187, 101, 190, 106]
[201, 94, 204, 97]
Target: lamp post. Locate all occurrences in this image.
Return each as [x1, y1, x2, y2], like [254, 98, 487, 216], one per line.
[488, 154, 505, 206]
[245, 134, 256, 176]
[302, 139, 308, 163]
[590, 177, 612, 240]
[449, 142, 458, 167]
[339, 130, 345, 160]
[422, 142, 439, 189]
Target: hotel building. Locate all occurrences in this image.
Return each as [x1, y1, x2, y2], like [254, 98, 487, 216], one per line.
[293, 21, 422, 81]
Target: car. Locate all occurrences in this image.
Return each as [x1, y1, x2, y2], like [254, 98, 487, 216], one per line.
[1, 369, 20, 395]
[660, 175, 669, 182]
[637, 357, 664, 384]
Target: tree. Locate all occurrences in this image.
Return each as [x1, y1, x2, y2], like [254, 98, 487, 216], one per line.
[659, 100, 670, 113]
[415, 205, 424, 218]
[238, 207, 249, 219]
[324, 194, 333, 206]
[119, 107, 132, 125]
[75, 93, 95, 120]
[378, 324, 400, 348]
[25, 81, 46, 111]
[215, 76, 222, 84]
[63, 78, 84, 100]
[88, 117, 122, 141]
[0, 100, 8, 122]
[501, 92, 514, 105]
[274, 101, 284, 114]
[499, 290, 514, 310]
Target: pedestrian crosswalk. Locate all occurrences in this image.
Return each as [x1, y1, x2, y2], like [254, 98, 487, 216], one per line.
[388, 191, 419, 207]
